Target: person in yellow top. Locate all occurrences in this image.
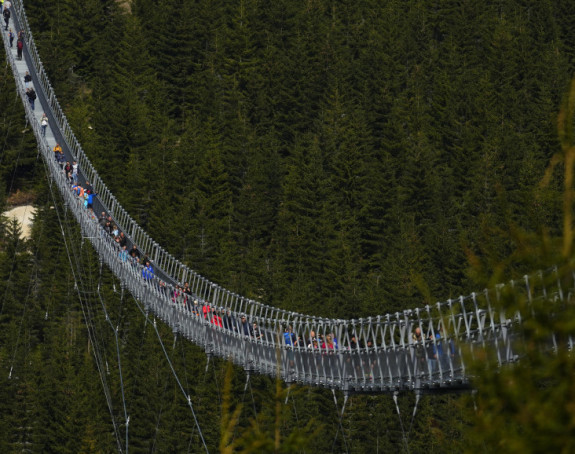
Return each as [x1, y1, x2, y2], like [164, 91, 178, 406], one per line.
[53, 143, 64, 167]
[1, 1, 4, 14]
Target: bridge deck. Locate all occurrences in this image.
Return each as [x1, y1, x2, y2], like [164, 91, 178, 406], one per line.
[2, 0, 569, 394]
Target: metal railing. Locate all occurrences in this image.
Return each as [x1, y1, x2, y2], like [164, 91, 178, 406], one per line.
[3, 0, 574, 394]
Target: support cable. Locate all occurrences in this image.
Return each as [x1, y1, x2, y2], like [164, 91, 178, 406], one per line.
[58, 199, 124, 454]
[40, 157, 124, 453]
[406, 391, 421, 443]
[60, 192, 120, 419]
[393, 391, 410, 454]
[249, 377, 258, 421]
[130, 295, 209, 454]
[96, 286, 130, 454]
[212, 355, 222, 404]
[330, 389, 350, 454]
[150, 367, 174, 453]
[179, 336, 192, 400]
[289, 395, 307, 454]
[8, 256, 37, 379]
[242, 372, 250, 401]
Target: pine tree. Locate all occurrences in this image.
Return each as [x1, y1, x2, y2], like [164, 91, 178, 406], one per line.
[272, 135, 335, 313]
[231, 132, 282, 298]
[186, 117, 233, 281]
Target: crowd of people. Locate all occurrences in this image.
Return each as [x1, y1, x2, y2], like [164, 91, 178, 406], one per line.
[43, 80, 455, 383]
[53, 132, 459, 377]
[6, 0, 462, 385]
[5, 9, 42, 123]
[4, 0, 24, 61]
[412, 326, 456, 376]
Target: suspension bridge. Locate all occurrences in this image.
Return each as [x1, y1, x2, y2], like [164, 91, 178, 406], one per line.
[2, 0, 572, 398]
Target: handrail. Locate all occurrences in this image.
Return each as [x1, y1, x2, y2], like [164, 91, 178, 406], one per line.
[3, 0, 574, 393]
[9, 0, 256, 309]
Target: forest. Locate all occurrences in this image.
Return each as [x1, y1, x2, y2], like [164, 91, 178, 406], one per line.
[1, 0, 575, 452]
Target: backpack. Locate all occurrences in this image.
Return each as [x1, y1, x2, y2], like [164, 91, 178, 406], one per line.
[17, 40, 23, 50]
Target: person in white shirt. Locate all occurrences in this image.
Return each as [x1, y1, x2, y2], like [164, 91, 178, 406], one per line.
[41, 113, 48, 137]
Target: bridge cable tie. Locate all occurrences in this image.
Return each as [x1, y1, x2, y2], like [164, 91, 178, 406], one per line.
[393, 391, 410, 454]
[407, 390, 421, 443]
[331, 389, 350, 454]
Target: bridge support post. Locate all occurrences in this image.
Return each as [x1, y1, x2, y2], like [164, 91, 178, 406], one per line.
[407, 389, 421, 439]
[244, 372, 251, 394]
[331, 389, 349, 418]
[205, 353, 212, 374]
[393, 390, 410, 452]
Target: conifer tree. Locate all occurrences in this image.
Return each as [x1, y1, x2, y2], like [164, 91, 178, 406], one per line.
[272, 135, 334, 312]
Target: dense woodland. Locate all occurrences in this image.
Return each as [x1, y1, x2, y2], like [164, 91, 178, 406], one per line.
[1, 0, 575, 452]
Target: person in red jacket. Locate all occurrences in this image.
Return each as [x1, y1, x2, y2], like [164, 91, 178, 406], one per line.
[210, 309, 223, 328]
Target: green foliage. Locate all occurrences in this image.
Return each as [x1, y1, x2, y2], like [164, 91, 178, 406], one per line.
[4, 0, 575, 452]
[460, 75, 575, 453]
[463, 262, 575, 453]
[23, 0, 574, 315]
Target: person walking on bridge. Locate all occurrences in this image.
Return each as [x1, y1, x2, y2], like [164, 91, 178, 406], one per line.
[53, 142, 63, 163]
[71, 161, 78, 183]
[16, 36, 23, 60]
[64, 161, 72, 184]
[130, 244, 141, 261]
[41, 113, 48, 137]
[3, 7, 10, 31]
[412, 327, 426, 378]
[142, 260, 154, 284]
[25, 87, 36, 110]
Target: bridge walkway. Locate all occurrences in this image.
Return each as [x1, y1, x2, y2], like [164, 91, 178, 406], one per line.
[2, 1, 571, 395]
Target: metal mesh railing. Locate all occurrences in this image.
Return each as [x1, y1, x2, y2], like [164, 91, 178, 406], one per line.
[3, 0, 574, 393]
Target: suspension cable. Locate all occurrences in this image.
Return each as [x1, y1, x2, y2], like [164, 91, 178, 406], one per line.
[40, 155, 124, 453]
[130, 295, 209, 454]
[393, 391, 410, 454]
[150, 367, 173, 453]
[330, 389, 350, 454]
[96, 286, 130, 454]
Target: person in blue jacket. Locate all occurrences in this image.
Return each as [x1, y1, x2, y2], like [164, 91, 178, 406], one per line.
[142, 260, 154, 283]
